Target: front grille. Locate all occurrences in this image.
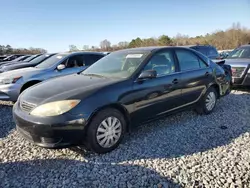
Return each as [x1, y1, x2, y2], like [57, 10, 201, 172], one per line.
[231, 67, 246, 78]
[20, 100, 37, 113]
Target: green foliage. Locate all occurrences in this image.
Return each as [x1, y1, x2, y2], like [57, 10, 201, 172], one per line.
[158, 35, 172, 46]
[87, 22, 250, 52]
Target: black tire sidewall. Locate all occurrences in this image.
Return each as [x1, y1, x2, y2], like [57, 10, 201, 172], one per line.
[86, 108, 126, 154]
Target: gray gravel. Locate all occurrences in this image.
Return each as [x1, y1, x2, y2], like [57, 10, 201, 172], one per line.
[0, 90, 250, 188]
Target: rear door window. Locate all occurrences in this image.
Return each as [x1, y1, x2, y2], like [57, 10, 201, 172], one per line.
[82, 54, 104, 66]
[176, 49, 206, 71]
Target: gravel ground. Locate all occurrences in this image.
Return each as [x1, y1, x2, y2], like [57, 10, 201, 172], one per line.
[0, 90, 250, 188]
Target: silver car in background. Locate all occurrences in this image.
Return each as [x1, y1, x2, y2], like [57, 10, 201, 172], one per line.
[0, 52, 105, 101]
[225, 44, 250, 86]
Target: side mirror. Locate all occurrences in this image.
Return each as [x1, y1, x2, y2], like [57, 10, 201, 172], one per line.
[138, 70, 157, 80]
[57, 64, 65, 70]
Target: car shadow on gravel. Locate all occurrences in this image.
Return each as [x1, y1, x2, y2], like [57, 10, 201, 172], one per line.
[0, 101, 14, 138]
[72, 92, 250, 163]
[0, 159, 181, 188]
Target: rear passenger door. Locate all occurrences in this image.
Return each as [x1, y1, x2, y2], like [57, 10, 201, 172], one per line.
[175, 49, 213, 104]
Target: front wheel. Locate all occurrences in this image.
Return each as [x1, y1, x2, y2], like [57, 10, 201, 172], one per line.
[195, 87, 218, 115]
[85, 108, 126, 154]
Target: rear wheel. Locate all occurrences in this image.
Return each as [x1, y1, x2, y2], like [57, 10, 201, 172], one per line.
[195, 87, 218, 115]
[85, 108, 126, 154]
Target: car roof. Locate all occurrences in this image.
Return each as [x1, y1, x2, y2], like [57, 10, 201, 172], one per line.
[58, 51, 106, 56]
[45, 53, 57, 55]
[115, 46, 203, 53]
[183, 45, 216, 48]
[117, 46, 171, 52]
[238, 44, 250, 48]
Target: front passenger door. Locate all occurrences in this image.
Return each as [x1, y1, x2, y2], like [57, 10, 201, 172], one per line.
[131, 50, 182, 123]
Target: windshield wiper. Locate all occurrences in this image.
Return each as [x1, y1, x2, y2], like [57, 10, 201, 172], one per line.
[82, 73, 107, 78]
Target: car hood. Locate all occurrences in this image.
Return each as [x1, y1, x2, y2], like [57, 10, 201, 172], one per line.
[0, 61, 15, 67]
[225, 58, 250, 67]
[2, 62, 35, 71]
[21, 74, 120, 105]
[0, 60, 26, 67]
[0, 67, 41, 78]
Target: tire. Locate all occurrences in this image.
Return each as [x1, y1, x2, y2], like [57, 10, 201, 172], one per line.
[195, 87, 218, 115]
[85, 108, 126, 154]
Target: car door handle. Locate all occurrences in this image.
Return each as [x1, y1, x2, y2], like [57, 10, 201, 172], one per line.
[205, 72, 210, 76]
[172, 78, 178, 84]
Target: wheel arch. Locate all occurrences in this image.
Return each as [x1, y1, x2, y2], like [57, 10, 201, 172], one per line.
[208, 83, 220, 98]
[20, 80, 42, 93]
[86, 103, 131, 133]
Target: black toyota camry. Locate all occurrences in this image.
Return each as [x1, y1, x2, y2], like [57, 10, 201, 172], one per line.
[13, 46, 232, 154]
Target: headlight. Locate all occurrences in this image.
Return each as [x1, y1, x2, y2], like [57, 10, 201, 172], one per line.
[30, 100, 80, 117]
[248, 68, 250, 73]
[0, 76, 22, 84]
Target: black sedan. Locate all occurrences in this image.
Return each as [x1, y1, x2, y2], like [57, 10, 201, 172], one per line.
[13, 46, 231, 154]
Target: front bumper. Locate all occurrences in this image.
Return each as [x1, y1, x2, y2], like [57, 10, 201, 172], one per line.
[13, 102, 89, 148]
[0, 83, 22, 101]
[230, 65, 250, 86]
[232, 73, 250, 86]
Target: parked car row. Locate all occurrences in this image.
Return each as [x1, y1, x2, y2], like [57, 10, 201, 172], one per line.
[0, 54, 36, 67]
[0, 46, 230, 154]
[0, 54, 28, 62]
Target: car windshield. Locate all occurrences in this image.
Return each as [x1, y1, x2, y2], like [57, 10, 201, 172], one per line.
[36, 54, 68, 69]
[13, 56, 26, 61]
[81, 51, 149, 78]
[24, 55, 39, 62]
[29, 54, 54, 64]
[227, 46, 250, 59]
[3, 55, 14, 60]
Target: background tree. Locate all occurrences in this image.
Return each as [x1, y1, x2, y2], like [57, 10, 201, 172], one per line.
[117, 41, 129, 48]
[69, 45, 79, 52]
[82, 45, 89, 51]
[5, 45, 13, 54]
[100, 39, 111, 50]
[0, 45, 47, 55]
[158, 35, 172, 46]
[72, 23, 250, 52]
